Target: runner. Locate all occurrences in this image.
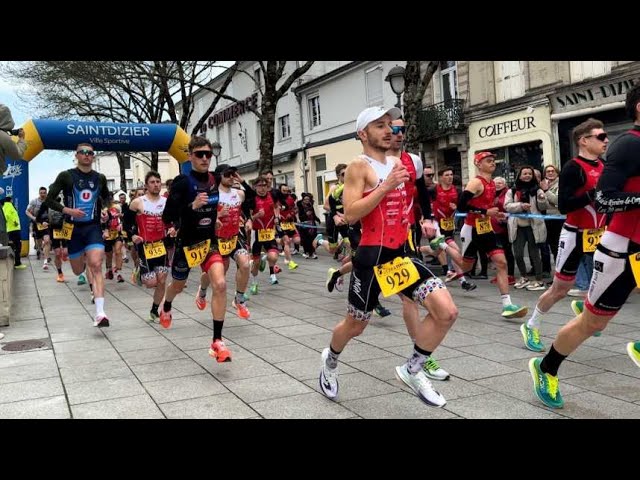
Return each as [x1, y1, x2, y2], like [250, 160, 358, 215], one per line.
[161, 136, 231, 362]
[43, 143, 111, 327]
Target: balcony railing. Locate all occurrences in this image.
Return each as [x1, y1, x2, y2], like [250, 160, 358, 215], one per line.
[417, 99, 465, 140]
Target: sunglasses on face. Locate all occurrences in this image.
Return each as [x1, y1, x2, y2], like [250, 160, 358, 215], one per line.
[338, 171, 346, 177]
[192, 150, 213, 159]
[584, 132, 608, 142]
[391, 125, 407, 135]
[77, 149, 95, 156]
[425, 173, 434, 178]
[222, 171, 235, 177]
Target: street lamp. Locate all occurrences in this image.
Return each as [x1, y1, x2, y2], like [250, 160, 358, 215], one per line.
[211, 141, 222, 168]
[385, 65, 406, 110]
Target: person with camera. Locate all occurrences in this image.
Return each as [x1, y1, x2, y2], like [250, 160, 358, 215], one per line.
[0, 104, 26, 176]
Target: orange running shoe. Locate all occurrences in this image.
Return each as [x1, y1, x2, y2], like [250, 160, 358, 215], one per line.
[195, 286, 207, 311]
[159, 306, 172, 329]
[209, 339, 232, 362]
[232, 299, 250, 319]
[56, 273, 65, 283]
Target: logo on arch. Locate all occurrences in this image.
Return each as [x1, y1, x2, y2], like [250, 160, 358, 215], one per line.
[80, 189, 93, 202]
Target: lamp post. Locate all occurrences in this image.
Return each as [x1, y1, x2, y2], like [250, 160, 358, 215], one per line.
[211, 141, 222, 168]
[385, 65, 406, 110]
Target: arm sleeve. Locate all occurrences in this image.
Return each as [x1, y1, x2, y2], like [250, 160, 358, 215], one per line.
[43, 171, 71, 212]
[595, 136, 640, 213]
[328, 195, 338, 216]
[98, 174, 110, 212]
[162, 175, 188, 227]
[415, 178, 432, 219]
[558, 160, 592, 214]
[458, 190, 486, 214]
[242, 181, 256, 203]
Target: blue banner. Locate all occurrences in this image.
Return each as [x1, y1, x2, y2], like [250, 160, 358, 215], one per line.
[0, 158, 30, 241]
[32, 120, 178, 153]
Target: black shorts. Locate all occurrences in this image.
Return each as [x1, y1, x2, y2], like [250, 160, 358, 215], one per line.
[104, 237, 123, 253]
[251, 230, 278, 257]
[555, 225, 591, 281]
[460, 223, 503, 261]
[33, 224, 48, 240]
[171, 238, 222, 281]
[326, 216, 350, 246]
[136, 241, 169, 277]
[347, 245, 444, 321]
[586, 232, 639, 317]
[216, 235, 248, 260]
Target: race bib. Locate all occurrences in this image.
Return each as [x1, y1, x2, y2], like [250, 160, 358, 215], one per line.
[374, 256, 420, 298]
[53, 222, 74, 240]
[440, 217, 455, 231]
[280, 222, 295, 231]
[630, 253, 640, 288]
[183, 239, 211, 268]
[143, 241, 166, 260]
[475, 217, 493, 234]
[36, 222, 48, 231]
[106, 229, 119, 241]
[583, 228, 605, 253]
[258, 228, 275, 242]
[218, 236, 238, 256]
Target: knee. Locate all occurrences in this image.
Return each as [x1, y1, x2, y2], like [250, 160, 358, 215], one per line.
[343, 319, 367, 338]
[434, 304, 458, 328]
[212, 278, 227, 292]
[583, 312, 609, 334]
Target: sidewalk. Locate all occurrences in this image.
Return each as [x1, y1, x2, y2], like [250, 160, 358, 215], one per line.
[0, 253, 639, 418]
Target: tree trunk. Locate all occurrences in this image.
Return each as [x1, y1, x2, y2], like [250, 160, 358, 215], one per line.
[115, 152, 127, 192]
[403, 61, 439, 155]
[258, 89, 277, 174]
[150, 151, 159, 172]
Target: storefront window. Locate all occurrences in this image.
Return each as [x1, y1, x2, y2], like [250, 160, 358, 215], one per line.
[486, 140, 543, 185]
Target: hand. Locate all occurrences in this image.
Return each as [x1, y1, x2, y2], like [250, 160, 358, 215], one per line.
[254, 209, 265, 219]
[215, 219, 223, 231]
[42, 222, 48, 229]
[486, 207, 500, 218]
[449, 203, 457, 210]
[420, 219, 436, 238]
[245, 219, 253, 232]
[192, 192, 209, 210]
[132, 235, 143, 244]
[102, 231, 109, 240]
[539, 179, 549, 191]
[232, 172, 244, 184]
[537, 191, 546, 200]
[381, 161, 410, 193]
[17, 129, 25, 139]
[333, 214, 344, 226]
[100, 210, 108, 222]
[64, 207, 86, 219]
[522, 203, 531, 212]
[496, 212, 507, 221]
[167, 226, 178, 238]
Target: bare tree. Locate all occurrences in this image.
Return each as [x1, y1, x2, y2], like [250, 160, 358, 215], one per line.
[402, 61, 439, 154]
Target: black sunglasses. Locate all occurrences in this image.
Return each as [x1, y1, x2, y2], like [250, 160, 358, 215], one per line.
[584, 133, 608, 142]
[391, 125, 407, 135]
[222, 171, 235, 177]
[338, 171, 346, 177]
[77, 149, 95, 156]
[425, 173, 434, 178]
[192, 150, 213, 159]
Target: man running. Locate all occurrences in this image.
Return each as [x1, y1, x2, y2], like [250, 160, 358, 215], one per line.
[161, 136, 231, 362]
[128, 171, 169, 322]
[44, 143, 110, 327]
[520, 118, 607, 352]
[319, 106, 458, 407]
[26, 187, 51, 267]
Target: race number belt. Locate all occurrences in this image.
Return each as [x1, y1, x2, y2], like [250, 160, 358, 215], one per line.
[218, 236, 238, 256]
[258, 228, 275, 242]
[280, 222, 295, 231]
[183, 239, 211, 268]
[440, 217, 455, 231]
[475, 217, 493, 234]
[53, 221, 74, 240]
[583, 228, 605, 253]
[143, 241, 166, 259]
[36, 223, 48, 231]
[374, 256, 420, 297]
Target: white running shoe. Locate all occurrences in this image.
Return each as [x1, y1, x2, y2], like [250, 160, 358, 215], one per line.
[395, 364, 446, 407]
[319, 348, 339, 399]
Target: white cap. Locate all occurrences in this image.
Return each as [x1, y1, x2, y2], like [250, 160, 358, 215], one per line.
[355, 106, 402, 133]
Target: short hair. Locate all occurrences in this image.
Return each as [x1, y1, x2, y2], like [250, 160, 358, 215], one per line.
[253, 176, 268, 186]
[625, 84, 640, 121]
[39, 186, 47, 192]
[572, 118, 604, 147]
[335, 163, 347, 176]
[145, 170, 161, 184]
[188, 136, 212, 153]
[76, 142, 93, 151]
[424, 164, 434, 171]
[439, 167, 454, 176]
[165, 179, 173, 187]
[263, 170, 274, 176]
[544, 165, 560, 175]
[279, 183, 289, 191]
[494, 176, 506, 184]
